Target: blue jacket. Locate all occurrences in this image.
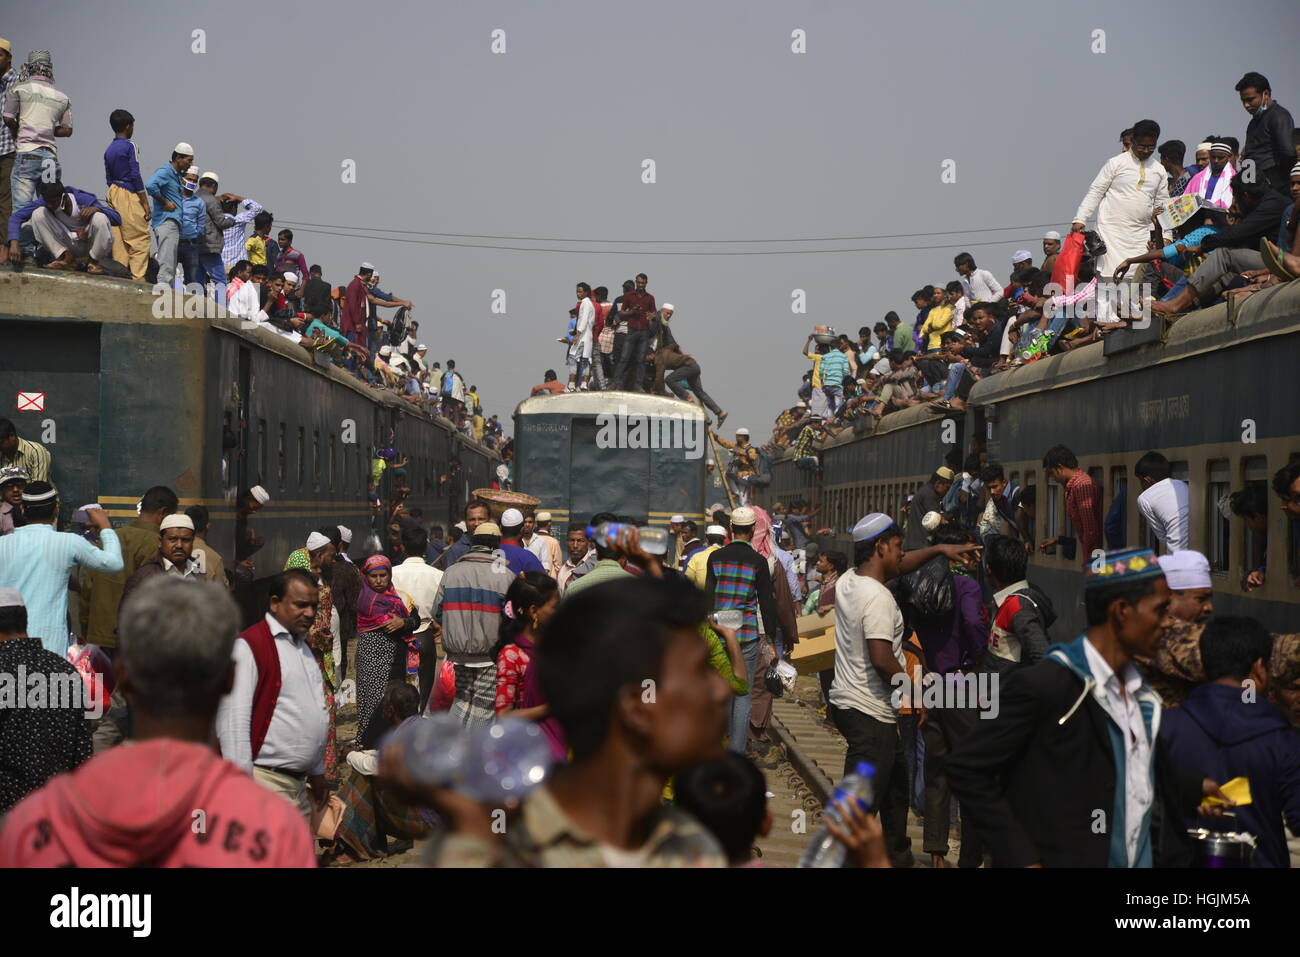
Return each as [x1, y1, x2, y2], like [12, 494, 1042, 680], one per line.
[1160, 683, 1300, 868]
[7, 187, 122, 243]
[180, 194, 206, 241]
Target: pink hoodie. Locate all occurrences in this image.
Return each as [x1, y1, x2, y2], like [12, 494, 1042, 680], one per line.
[0, 739, 317, 867]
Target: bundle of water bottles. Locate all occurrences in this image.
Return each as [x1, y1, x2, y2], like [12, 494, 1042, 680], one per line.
[381, 713, 555, 805]
[586, 521, 669, 556]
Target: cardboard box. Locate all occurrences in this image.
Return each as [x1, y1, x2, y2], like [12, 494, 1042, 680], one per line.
[791, 625, 836, 675]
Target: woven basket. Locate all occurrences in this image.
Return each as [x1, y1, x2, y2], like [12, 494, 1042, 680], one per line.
[471, 488, 542, 520]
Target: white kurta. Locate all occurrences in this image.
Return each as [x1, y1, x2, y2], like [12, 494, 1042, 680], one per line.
[568, 297, 595, 363]
[1073, 151, 1171, 276]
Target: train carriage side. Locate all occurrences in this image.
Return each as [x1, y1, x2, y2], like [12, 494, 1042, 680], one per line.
[513, 392, 709, 538]
[969, 280, 1300, 636]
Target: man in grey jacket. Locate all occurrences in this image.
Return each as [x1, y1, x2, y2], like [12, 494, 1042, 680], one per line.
[196, 170, 236, 295]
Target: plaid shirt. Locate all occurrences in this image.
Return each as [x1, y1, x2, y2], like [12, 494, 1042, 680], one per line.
[793, 425, 820, 459]
[221, 199, 264, 270]
[1065, 470, 1104, 564]
[705, 540, 777, 643]
[0, 70, 14, 154]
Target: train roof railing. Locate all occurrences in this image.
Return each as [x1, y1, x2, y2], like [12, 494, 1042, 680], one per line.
[0, 268, 499, 456]
[514, 389, 707, 420]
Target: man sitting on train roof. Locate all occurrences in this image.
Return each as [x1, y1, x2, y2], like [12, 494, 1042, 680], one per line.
[6, 179, 122, 272]
[532, 369, 566, 396]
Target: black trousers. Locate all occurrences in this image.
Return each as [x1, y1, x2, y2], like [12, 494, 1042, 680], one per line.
[830, 705, 914, 868]
[417, 630, 439, 712]
[615, 329, 650, 391]
[920, 704, 985, 866]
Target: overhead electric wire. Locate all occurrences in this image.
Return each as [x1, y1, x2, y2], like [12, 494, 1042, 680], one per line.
[282, 224, 1048, 256]
[278, 219, 1065, 245]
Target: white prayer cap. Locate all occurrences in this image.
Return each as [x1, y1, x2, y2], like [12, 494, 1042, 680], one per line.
[455, 521, 467, 532]
[1044, 230, 1061, 241]
[922, 510, 943, 532]
[1195, 142, 1213, 153]
[1012, 249, 1032, 263]
[360, 262, 374, 271]
[501, 508, 524, 527]
[852, 512, 897, 542]
[282, 271, 298, 284]
[0, 588, 24, 609]
[735, 427, 750, 436]
[1157, 551, 1212, 591]
[306, 531, 331, 552]
[662, 303, 675, 312]
[536, 511, 552, 522]
[337, 525, 353, 544]
[706, 525, 727, 537]
[250, 485, 270, 504]
[731, 506, 756, 527]
[159, 514, 194, 531]
[670, 514, 685, 524]
[174, 142, 194, 156]
[199, 170, 219, 185]
[417, 343, 428, 351]
[380, 345, 393, 355]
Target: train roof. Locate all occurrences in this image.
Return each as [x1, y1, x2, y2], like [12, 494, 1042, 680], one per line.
[969, 280, 1300, 407]
[514, 390, 707, 419]
[0, 269, 498, 456]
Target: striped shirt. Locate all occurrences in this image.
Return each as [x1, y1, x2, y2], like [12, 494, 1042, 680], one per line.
[705, 540, 777, 643]
[562, 558, 631, 599]
[0, 525, 123, 656]
[221, 199, 263, 271]
[0, 437, 51, 484]
[0, 70, 15, 155]
[1, 76, 72, 154]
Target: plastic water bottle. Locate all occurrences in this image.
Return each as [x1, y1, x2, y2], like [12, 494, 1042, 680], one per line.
[586, 522, 670, 556]
[388, 712, 471, 788]
[798, 762, 875, 868]
[461, 721, 555, 804]
[385, 714, 554, 802]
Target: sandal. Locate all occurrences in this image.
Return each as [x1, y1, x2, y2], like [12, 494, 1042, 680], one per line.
[43, 257, 76, 271]
[85, 262, 106, 275]
[1260, 239, 1297, 282]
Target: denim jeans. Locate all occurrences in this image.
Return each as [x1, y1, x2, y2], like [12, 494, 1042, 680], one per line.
[941, 362, 967, 401]
[823, 385, 843, 417]
[897, 712, 926, 812]
[178, 242, 205, 287]
[728, 638, 762, 753]
[201, 252, 227, 297]
[615, 328, 650, 391]
[12, 148, 57, 210]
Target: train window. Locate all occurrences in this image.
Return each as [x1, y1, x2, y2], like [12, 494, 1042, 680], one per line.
[1207, 460, 1231, 572]
[1021, 471, 1036, 547]
[313, 431, 321, 493]
[277, 423, 286, 492]
[1237, 458, 1269, 587]
[257, 419, 267, 486]
[296, 428, 305, 490]
[1046, 479, 1062, 542]
[1108, 467, 1128, 551]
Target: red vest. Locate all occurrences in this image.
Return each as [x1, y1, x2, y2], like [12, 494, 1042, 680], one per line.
[237, 618, 284, 761]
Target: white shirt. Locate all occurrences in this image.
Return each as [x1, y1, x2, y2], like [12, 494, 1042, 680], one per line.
[1073, 150, 1171, 275]
[828, 571, 906, 724]
[1137, 478, 1190, 554]
[216, 613, 329, 776]
[961, 268, 1003, 303]
[1082, 639, 1154, 868]
[391, 557, 444, 635]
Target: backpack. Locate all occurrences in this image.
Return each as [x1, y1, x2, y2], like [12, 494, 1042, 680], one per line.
[899, 555, 954, 620]
[389, 306, 409, 347]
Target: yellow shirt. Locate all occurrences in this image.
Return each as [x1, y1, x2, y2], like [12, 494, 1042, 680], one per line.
[246, 235, 267, 266]
[686, 544, 721, 589]
[805, 351, 823, 387]
[919, 305, 954, 351]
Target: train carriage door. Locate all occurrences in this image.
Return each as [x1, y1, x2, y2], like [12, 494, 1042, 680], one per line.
[570, 417, 652, 523]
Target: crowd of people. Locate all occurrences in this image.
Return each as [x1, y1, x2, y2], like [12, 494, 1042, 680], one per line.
[0, 43, 505, 452]
[764, 71, 1300, 477]
[3, 43, 1300, 870]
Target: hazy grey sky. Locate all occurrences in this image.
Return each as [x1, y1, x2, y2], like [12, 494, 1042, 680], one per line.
[11, 0, 1300, 431]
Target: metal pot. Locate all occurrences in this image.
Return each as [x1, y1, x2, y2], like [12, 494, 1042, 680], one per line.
[1187, 828, 1256, 868]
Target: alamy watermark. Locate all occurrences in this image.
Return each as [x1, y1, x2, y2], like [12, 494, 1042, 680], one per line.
[595, 403, 705, 459]
[890, 666, 1000, 719]
[1, 666, 104, 719]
